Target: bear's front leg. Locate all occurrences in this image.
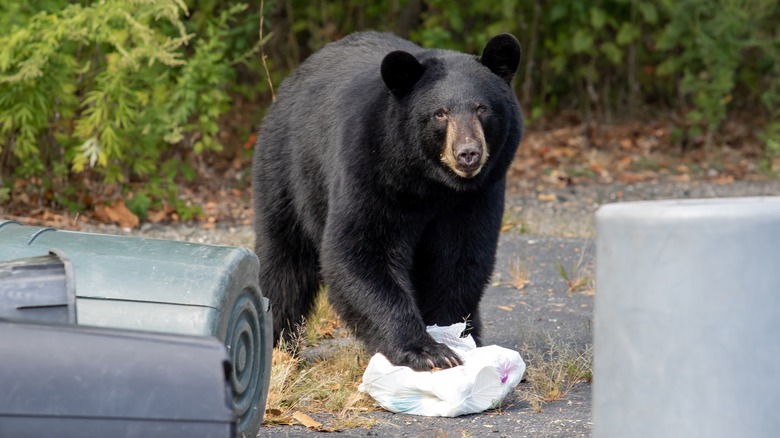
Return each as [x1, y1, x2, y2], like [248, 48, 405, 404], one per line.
[320, 207, 462, 371]
[412, 183, 506, 346]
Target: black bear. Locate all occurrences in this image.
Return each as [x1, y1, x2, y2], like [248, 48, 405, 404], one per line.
[253, 32, 523, 371]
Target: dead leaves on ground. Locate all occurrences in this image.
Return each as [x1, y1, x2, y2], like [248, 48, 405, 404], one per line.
[93, 200, 139, 228]
[2, 118, 772, 230]
[510, 119, 765, 190]
[264, 409, 340, 432]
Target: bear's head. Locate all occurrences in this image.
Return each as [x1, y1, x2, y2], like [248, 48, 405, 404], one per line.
[380, 34, 522, 190]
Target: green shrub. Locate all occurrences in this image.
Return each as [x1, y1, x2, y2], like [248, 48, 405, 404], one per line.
[2, 1, 779, 218]
[0, 0, 245, 213]
[656, 0, 779, 152]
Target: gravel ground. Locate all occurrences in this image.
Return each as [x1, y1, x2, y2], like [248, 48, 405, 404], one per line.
[504, 179, 780, 238]
[80, 179, 780, 244]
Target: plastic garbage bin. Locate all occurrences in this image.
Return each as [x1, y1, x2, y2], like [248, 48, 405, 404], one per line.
[0, 220, 272, 437]
[0, 251, 76, 323]
[0, 318, 235, 438]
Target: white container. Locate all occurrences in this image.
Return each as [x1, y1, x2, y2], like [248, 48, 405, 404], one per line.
[593, 197, 780, 438]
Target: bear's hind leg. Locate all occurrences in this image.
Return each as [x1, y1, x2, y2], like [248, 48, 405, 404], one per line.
[255, 205, 320, 347]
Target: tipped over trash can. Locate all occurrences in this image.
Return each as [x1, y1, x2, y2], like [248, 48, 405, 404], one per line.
[0, 251, 76, 323]
[0, 319, 235, 438]
[0, 220, 272, 437]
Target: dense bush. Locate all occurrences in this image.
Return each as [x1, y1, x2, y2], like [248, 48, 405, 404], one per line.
[656, 0, 780, 153]
[1, 0, 778, 216]
[258, 0, 779, 150]
[0, 0, 256, 215]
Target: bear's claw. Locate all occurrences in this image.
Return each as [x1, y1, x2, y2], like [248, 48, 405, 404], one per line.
[390, 342, 463, 371]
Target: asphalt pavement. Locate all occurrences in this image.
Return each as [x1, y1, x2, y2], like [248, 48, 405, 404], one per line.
[260, 233, 595, 437]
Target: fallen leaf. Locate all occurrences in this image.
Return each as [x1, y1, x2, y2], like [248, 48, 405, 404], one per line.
[94, 200, 139, 228]
[513, 280, 529, 290]
[292, 412, 322, 429]
[263, 408, 294, 425]
[617, 171, 655, 184]
[498, 305, 514, 311]
[537, 193, 557, 202]
[147, 210, 167, 223]
[712, 175, 734, 185]
[92, 208, 107, 223]
[616, 156, 633, 170]
[291, 411, 338, 432]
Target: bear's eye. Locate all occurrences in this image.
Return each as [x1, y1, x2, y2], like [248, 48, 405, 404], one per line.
[433, 109, 447, 120]
[476, 105, 488, 116]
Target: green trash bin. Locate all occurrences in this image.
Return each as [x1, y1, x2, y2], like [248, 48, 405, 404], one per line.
[0, 220, 272, 437]
[0, 251, 77, 324]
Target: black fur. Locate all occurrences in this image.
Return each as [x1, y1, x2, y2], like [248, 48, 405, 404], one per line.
[253, 32, 523, 371]
[381, 50, 424, 96]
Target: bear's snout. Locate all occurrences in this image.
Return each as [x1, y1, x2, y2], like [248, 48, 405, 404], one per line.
[455, 143, 482, 169]
[442, 116, 488, 178]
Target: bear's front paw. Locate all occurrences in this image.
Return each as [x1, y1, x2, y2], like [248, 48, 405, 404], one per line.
[388, 342, 463, 371]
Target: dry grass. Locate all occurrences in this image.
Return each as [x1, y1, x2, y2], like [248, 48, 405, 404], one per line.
[556, 246, 595, 294]
[303, 287, 343, 345]
[500, 210, 531, 234]
[507, 254, 534, 290]
[518, 336, 593, 413]
[264, 292, 377, 430]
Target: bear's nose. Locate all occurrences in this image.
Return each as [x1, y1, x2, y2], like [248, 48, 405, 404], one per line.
[455, 143, 481, 168]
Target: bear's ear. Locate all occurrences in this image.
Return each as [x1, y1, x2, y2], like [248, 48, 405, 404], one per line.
[480, 34, 521, 85]
[381, 51, 424, 96]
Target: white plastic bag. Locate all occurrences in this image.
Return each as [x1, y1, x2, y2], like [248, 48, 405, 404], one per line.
[358, 323, 525, 417]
